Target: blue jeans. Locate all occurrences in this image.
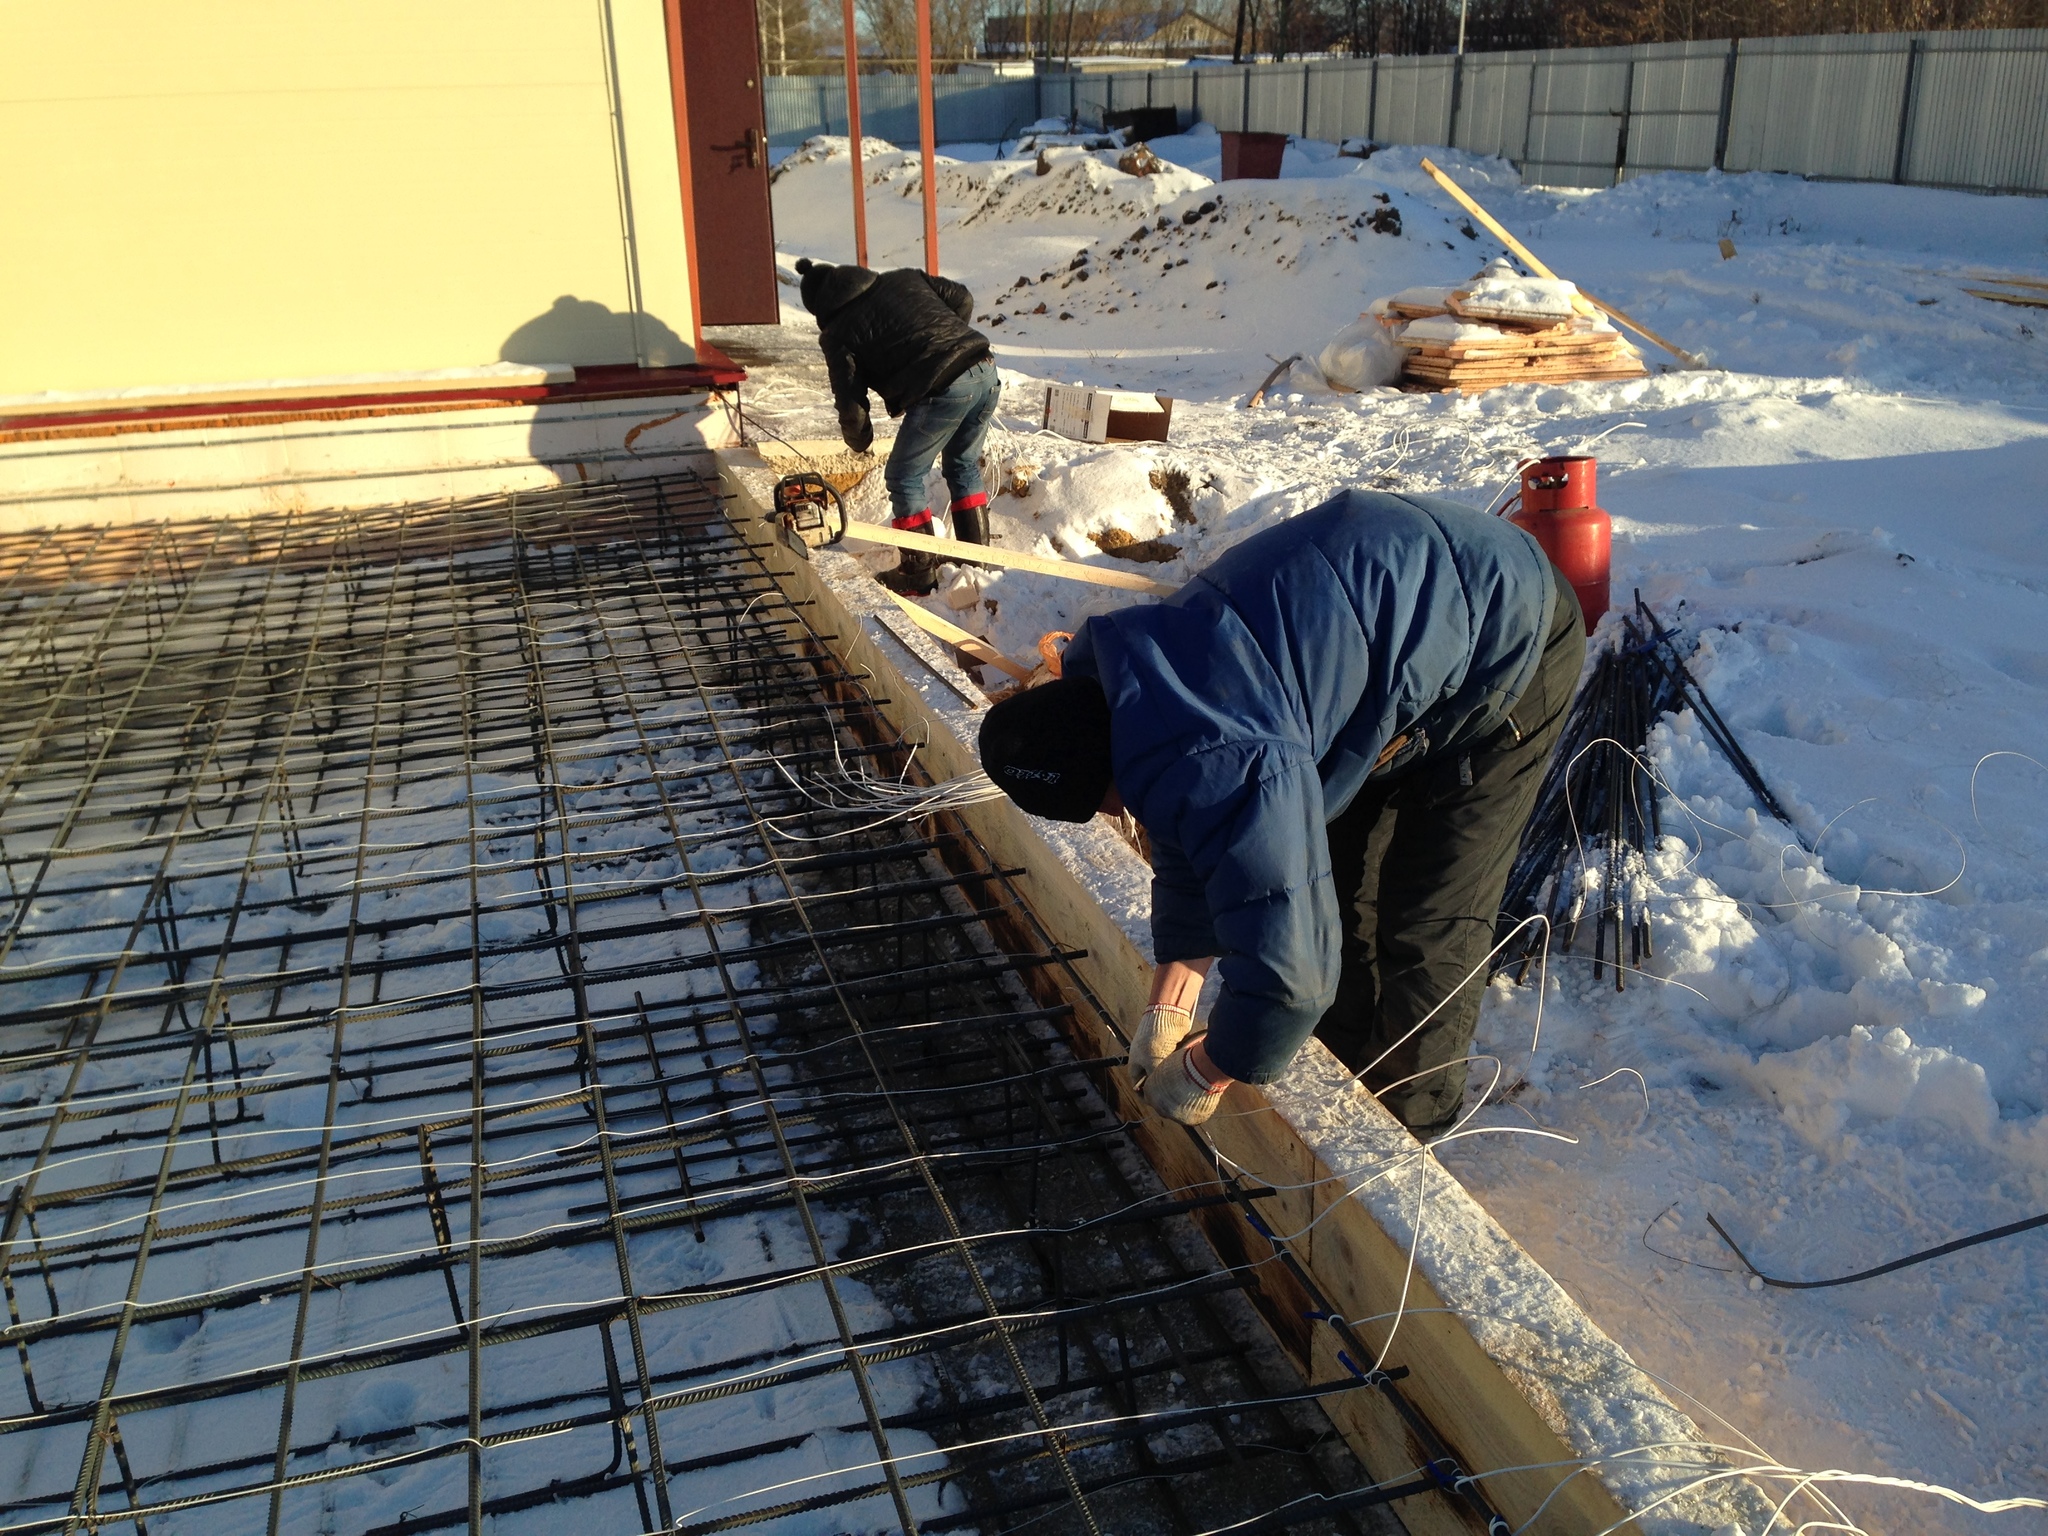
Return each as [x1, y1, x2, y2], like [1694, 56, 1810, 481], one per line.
[884, 359, 1000, 525]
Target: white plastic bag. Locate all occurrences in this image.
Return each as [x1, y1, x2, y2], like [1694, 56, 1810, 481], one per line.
[1316, 317, 1405, 391]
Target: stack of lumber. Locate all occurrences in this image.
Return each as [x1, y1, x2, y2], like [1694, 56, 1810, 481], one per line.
[1374, 274, 1646, 393]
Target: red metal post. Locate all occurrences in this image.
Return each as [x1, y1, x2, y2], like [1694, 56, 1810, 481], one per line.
[915, 0, 939, 275]
[840, 0, 869, 267]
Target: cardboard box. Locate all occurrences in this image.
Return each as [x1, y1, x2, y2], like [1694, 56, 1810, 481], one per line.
[1042, 385, 1174, 444]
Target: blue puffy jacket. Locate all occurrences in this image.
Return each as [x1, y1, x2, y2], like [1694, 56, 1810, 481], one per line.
[1061, 490, 1557, 1083]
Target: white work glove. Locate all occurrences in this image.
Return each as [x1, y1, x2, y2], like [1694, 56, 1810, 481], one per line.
[1127, 1004, 1195, 1086]
[1142, 1040, 1230, 1126]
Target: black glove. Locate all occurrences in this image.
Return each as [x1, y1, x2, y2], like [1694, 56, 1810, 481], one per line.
[839, 404, 873, 455]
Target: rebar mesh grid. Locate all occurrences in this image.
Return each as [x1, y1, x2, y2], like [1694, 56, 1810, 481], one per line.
[0, 477, 1406, 1536]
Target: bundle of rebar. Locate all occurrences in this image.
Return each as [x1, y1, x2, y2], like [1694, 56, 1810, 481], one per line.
[1497, 595, 1799, 989]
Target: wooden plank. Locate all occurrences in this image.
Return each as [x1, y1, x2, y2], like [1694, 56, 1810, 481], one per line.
[1964, 286, 2048, 309]
[1408, 369, 1647, 383]
[879, 587, 1034, 681]
[1309, 1327, 1489, 1536]
[1405, 363, 1646, 381]
[1963, 271, 2048, 292]
[839, 520, 1178, 596]
[1404, 342, 1634, 362]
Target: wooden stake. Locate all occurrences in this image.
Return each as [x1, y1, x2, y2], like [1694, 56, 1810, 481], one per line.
[1418, 158, 1705, 370]
[915, 0, 940, 275]
[838, 521, 1177, 596]
[840, 0, 868, 268]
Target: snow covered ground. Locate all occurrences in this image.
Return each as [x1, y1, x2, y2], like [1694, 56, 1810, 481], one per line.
[759, 131, 2048, 1533]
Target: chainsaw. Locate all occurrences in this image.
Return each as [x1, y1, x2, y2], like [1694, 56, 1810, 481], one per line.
[771, 472, 847, 552]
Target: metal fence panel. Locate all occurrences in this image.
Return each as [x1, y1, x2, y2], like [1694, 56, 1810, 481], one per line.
[1202, 66, 1251, 131]
[1725, 33, 1911, 180]
[769, 30, 2048, 196]
[1374, 56, 1457, 146]
[1625, 39, 1733, 174]
[1248, 63, 1309, 134]
[765, 73, 1039, 146]
[1152, 66, 1198, 125]
[765, 74, 845, 143]
[1305, 59, 1370, 141]
[1070, 72, 1111, 126]
[1907, 29, 2048, 191]
[1523, 47, 1634, 187]
[1453, 52, 1535, 163]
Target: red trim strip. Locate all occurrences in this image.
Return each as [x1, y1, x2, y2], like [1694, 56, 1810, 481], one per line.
[0, 359, 745, 436]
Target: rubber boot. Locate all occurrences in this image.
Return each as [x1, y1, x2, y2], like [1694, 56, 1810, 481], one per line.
[950, 491, 990, 546]
[877, 508, 938, 596]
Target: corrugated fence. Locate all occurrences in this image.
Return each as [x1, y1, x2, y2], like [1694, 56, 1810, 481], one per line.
[765, 28, 2048, 194]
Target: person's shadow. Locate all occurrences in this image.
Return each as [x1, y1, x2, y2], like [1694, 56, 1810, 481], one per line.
[501, 295, 691, 368]
[502, 296, 709, 483]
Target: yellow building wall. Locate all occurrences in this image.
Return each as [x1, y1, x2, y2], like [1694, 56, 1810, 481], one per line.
[0, 0, 695, 397]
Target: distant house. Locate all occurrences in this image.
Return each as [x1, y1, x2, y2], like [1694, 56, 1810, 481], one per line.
[1129, 5, 1236, 53]
[983, 4, 1233, 58]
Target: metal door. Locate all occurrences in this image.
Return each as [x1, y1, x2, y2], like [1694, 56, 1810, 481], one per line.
[682, 0, 779, 325]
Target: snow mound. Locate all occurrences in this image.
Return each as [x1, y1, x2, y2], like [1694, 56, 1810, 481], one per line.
[773, 139, 1206, 242]
[976, 176, 1504, 335]
[771, 133, 902, 181]
[1036, 450, 1185, 559]
[1751, 1023, 2001, 1147]
[958, 153, 1209, 227]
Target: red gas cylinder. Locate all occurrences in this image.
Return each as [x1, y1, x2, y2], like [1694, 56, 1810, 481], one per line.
[1509, 455, 1609, 634]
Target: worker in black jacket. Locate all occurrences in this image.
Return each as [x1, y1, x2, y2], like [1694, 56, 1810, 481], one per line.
[796, 258, 999, 594]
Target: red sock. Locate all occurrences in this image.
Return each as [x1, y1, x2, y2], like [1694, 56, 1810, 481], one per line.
[891, 508, 933, 533]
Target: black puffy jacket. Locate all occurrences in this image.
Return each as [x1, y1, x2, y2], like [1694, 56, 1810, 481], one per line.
[797, 261, 990, 451]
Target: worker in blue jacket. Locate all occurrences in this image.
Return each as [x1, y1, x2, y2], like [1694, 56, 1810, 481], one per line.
[977, 489, 1584, 1134]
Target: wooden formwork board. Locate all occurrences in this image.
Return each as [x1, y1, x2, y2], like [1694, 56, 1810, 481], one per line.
[721, 456, 1779, 1536]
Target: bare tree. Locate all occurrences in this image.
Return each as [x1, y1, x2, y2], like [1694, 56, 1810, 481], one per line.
[1552, 0, 2044, 44]
[759, 0, 830, 71]
[857, 0, 997, 59]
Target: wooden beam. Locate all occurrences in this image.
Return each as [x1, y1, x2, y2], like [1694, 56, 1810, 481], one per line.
[838, 520, 1178, 595]
[1417, 157, 1704, 371]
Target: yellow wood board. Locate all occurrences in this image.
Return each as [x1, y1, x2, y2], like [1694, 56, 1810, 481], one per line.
[879, 588, 1033, 681]
[840, 520, 1178, 596]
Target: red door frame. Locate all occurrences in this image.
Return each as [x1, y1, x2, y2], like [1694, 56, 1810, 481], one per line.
[662, 0, 706, 351]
